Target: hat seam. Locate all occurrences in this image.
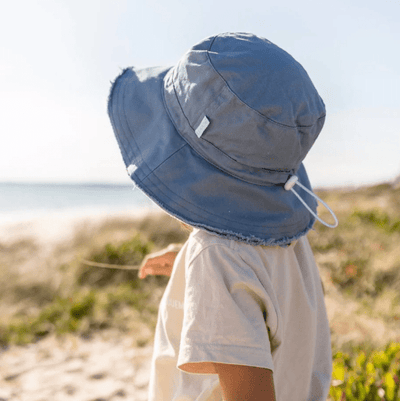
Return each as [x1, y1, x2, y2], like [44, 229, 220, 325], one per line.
[165, 71, 293, 182]
[200, 136, 293, 175]
[207, 36, 326, 129]
[132, 171, 314, 246]
[137, 162, 310, 231]
[141, 142, 188, 183]
[169, 68, 293, 173]
[119, 67, 181, 184]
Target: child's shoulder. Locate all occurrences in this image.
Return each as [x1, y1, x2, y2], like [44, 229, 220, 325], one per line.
[187, 227, 236, 253]
[186, 227, 303, 261]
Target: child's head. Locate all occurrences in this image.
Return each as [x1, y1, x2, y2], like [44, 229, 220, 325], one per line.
[108, 32, 336, 247]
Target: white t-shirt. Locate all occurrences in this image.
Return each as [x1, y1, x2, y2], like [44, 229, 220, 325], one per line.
[148, 228, 332, 401]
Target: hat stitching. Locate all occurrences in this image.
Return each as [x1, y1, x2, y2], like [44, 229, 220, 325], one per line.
[121, 72, 190, 185]
[183, 80, 294, 172]
[207, 34, 326, 129]
[163, 80, 292, 185]
[200, 136, 293, 174]
[142, 143, 188, 182]
[140, 155, 311, 231]
[133, 169, 315, 246]
[165, 74, 294, 183]
[113, 67, 186, 185]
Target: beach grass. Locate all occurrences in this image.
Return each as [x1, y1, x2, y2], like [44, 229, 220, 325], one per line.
[0, 212, 189, 348]
[310, 184, 400, 330]
[306, 183, 400, 399]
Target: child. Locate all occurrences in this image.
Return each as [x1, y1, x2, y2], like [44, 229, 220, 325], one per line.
[107, 32, 338, 401]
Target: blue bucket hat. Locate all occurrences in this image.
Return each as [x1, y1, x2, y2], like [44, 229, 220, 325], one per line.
[108, 32, 337, 246]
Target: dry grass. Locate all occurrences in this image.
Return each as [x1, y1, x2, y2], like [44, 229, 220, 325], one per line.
[0, 183, 399, 354]
[0, 211, 189, 347]
[310, 183, 400, 353]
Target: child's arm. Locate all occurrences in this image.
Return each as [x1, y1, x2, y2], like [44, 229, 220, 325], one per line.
[213, 363, 276, 401]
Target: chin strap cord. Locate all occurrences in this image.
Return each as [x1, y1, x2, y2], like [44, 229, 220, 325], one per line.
[284, 176, 338, 228]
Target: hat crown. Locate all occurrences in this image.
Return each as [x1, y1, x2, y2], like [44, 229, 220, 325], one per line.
[164, 32, 326, 185]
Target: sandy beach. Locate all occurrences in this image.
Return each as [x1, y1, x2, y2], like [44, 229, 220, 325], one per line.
[0, 208, 164, 401]
[0, 332, 153, 401]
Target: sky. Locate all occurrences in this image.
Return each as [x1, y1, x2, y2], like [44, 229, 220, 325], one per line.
[0, 0, 399, 188]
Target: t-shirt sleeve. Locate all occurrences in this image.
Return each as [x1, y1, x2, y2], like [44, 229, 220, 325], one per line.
[177, 242, 274, 372]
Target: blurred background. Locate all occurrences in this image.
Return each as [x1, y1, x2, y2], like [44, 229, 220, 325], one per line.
[0, 0, 399, 191]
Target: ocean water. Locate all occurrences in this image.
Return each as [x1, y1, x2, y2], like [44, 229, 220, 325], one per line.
[0, 182, 157, 222]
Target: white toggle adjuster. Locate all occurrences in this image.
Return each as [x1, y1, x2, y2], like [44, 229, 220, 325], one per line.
[284, 175, 299, 191]
[284, 175, 339, 228]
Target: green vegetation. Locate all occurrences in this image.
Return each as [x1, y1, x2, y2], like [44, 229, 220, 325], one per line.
[0, 183, 399, 400]
[0, 213, 188, 348]
[330, 343, 400, 400]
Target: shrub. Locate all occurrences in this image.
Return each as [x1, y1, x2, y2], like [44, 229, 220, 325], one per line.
[330, 342, 400, 401]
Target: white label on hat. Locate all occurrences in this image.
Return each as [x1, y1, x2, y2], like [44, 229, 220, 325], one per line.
[195, 116, 210, 138]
